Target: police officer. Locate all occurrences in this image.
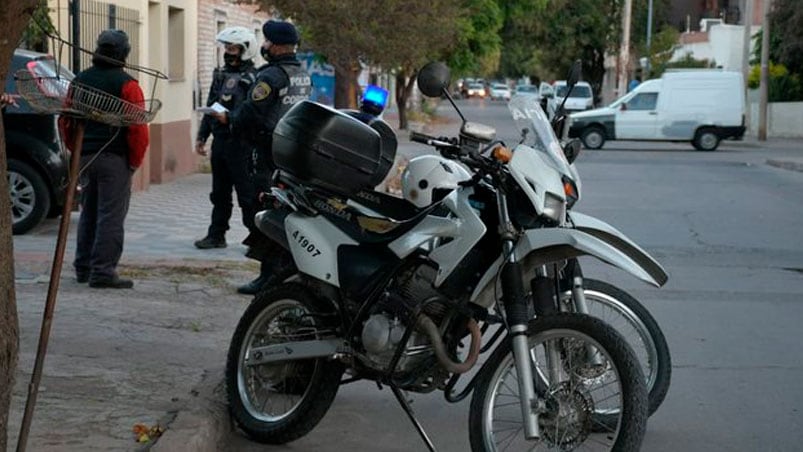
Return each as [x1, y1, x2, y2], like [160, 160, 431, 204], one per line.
[194, 27, 259, 249]
[215, 20, 311, 294]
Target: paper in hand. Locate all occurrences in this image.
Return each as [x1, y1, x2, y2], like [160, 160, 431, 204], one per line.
[195, 102, 229, 114]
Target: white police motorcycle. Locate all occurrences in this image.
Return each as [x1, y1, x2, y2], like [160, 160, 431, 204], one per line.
[225, 62, 662, 451]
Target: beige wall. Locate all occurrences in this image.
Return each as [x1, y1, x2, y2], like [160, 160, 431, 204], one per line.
[47, 0, 197, 189]
[146, 0, 197, 185]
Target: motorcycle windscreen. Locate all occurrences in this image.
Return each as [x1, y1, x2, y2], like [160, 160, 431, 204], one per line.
[508, 95, 575, 180]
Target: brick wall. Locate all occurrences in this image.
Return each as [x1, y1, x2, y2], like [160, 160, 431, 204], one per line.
[197, 0, 272, 108]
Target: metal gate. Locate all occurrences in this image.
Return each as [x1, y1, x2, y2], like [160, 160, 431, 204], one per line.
[68, 0, 140, 73]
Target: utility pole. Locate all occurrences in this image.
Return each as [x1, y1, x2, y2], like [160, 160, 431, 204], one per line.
[758, 0, 771, 140]
[618, 0, 633, 97]
[645, 0, 653, 78]
[742, 0, 753, 134]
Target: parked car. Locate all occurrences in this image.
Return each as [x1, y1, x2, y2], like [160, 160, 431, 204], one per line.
[3, 49, 71, 234]
[488, 83, 511, 101]
[568, 70, 746, 151]
[513, 84, 539, 98]
[465, 82, 486, 98]
[549, 80, 595, 116]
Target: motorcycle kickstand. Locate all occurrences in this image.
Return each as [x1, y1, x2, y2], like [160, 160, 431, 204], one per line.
[389, 382, 437, 452]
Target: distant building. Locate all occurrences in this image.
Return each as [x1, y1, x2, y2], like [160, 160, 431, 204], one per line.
[668, 0, 763, 31]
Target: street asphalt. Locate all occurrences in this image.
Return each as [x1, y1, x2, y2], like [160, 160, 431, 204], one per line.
[7, 104, 803, 451]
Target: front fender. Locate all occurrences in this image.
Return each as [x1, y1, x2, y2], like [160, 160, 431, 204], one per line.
[470, 228, 663, 309]
[569, 211, 668, 286]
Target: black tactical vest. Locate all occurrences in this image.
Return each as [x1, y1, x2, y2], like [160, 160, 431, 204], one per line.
[215, 67, 255, 111]
[264, 62, 312, 132]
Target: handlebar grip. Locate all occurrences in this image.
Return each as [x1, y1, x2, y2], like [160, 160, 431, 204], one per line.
[410, 131, 436, 144]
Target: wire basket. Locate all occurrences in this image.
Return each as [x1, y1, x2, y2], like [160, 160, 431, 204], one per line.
[15, 69, 162, 127]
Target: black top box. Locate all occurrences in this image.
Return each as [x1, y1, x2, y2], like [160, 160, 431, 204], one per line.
[273, 101, 395, 196]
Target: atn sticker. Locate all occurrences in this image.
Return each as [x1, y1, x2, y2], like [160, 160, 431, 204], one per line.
[251, 82, 271, 101]
[291, 230, 321, 257]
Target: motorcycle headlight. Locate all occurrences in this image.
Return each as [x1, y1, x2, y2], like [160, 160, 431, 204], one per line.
[543, 192, 566, 223]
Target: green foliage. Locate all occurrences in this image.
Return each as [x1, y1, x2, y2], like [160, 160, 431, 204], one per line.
[768, 0, 803, 75]
[750, 29, 783, 67]
[20, 0, 54, 52]
[497, 0, 671, 95]
[446, 0, 504, 77]
[652, 51, 714, 77]
[636, 26, 678, 78]
[748, 63, 802, 102]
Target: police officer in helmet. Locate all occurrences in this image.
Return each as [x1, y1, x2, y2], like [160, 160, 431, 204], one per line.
[215, 20, 311, 294]
[194, 26, 259, 250]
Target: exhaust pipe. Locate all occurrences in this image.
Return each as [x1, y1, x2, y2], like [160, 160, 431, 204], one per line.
[417, 315, 481, 374]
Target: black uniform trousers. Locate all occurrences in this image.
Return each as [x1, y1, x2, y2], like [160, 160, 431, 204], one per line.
[207, 133, 257, 239]
[74, 152, 131, 280]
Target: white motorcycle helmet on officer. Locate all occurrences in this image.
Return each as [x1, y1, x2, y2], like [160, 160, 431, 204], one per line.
[216, 26, 259, 65]
[401, 155, 472, 208]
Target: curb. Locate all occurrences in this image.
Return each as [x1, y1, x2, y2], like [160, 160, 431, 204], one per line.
[151, 367, 230, 452]
[766, 158, 803, 173]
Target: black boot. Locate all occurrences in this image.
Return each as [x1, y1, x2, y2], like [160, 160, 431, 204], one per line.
[237, 275, 269, 295]
[194, 235, 226, 249]
[237, 261, 273, 295]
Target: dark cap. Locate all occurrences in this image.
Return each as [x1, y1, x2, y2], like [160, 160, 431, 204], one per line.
[262, 20, 299, 45]
[94, 29, 131, 66]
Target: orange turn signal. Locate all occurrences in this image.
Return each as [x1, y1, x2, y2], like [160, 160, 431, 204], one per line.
[492, 146, 513, 163]
[563, 180, 577, 199]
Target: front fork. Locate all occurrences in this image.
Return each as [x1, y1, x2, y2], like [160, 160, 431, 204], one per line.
[497, 191, 541, 439]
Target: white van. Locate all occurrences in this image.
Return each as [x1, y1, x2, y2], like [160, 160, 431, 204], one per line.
[567, 70, 746, 151]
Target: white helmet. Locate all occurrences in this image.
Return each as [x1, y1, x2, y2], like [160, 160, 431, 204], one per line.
[401, 155, 472, 208]
[216, 26, 259, 61]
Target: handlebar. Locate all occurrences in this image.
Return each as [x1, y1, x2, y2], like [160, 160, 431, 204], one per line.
[410, 130, 505, 185]
[409, 131, 459, 150]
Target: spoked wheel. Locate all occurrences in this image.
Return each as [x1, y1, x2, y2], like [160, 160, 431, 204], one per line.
[225, 283, 344, 444]
[562, 279, 671, 416]
[469, 313, 647, 451]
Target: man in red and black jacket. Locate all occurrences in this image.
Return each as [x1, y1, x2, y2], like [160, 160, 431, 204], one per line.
[60, 29, 149, 289]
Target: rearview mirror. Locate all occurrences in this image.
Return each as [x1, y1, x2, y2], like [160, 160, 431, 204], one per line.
[417, 62, 451, 98]
[563, 138, 582, 164]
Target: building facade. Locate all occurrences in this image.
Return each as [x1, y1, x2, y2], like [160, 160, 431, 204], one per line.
[48, 0, 198, 191]
[196, 0, 271, 109]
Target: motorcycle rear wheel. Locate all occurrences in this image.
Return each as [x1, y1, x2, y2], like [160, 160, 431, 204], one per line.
[225, 282, 344, 444]
[469, 313, 647, 451]
[564, 279, 671, 416]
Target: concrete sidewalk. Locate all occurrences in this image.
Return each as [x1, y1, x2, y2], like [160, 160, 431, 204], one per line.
[9, 171, 258, 451]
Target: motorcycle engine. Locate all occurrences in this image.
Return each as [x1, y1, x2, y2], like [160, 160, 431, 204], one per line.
[359, 264, 450, 375]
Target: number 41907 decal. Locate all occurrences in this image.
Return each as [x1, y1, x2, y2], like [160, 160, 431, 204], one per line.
[291, 230, 322, 257]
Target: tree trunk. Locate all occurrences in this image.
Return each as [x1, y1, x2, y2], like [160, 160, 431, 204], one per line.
[1, 2, 39, 449]
[333, 59, 360, 109]
[394, 69, 418, 130]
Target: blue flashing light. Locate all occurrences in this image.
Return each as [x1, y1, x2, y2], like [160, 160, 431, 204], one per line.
[363, 84, 389, 110]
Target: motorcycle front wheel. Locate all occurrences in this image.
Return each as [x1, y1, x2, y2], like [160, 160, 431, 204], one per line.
[564, 279, 671, 416]
[469, 313, 647, 452]
[225, 282, 344, 444]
